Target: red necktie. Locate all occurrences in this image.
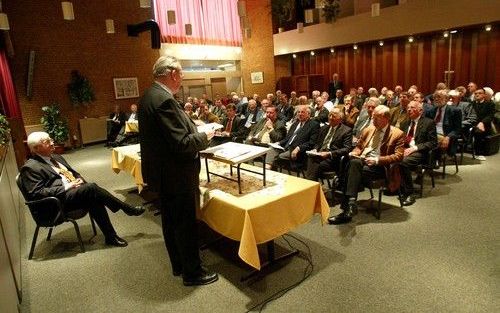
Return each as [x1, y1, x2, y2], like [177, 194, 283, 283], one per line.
[405, 121, 415, 147]
[434, 107, 442, 123]
[225, 118, 233, 133]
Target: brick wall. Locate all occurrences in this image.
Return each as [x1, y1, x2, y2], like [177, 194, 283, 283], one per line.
[5, 0, 159, 140]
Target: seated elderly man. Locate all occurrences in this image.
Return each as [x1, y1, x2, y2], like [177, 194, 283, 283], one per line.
[399, 101, 437, 206]
[106, 104, 126, 145]
[19, 132, 145, 246]
[197, 102, 220, 124]
[448, 89, 477, 136]
[352, 97, 379, 143]
[305, 108, 352, 181]
[312, 96, 330, 124]
[328, 105, 405, 225]
[390, 92, 410, 129]
[269, 105, 319, 170]
[184, 103, 197, 120]
[110, 103, 139, 147]
[336, 96, 359, 128]
[425, 89, 462, 157]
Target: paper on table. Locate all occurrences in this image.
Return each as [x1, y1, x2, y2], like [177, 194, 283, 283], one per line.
[197, 122, 224, 133]
[268, 142, 285, 151]
[213, 146, 252, 160]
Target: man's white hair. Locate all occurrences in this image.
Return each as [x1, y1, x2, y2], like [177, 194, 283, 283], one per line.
[153, 55, 181, 78]
[27, 131, 50, 152]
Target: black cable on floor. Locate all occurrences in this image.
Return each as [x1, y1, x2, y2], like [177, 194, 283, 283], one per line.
[245, 234, 314, 313]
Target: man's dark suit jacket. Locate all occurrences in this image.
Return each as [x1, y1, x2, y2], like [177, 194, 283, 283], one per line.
[400, 117, 437, 154]
[138, 82, 209, 193]
[109, 112, 126, 125]
[19, 154, 82, 201]
[279, 119, 320, 152]
[247, 118, 287, 143]
[312, 107, 329, 124]
[222, 115, 246, 142]
[277, 104, 294, 122]
[313, 123, 353, 159]
[471, 100, 496, 133]
[328, 80, 344, 97]
[425, 105, 462, 154]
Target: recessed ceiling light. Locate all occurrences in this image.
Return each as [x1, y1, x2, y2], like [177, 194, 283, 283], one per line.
[353, 44, 358, 50]
[292, 53, 297, 58]
[379, 40, 384, 46]
[443, 31, 449, 38]
[310, 51, 315, 56]
[485, 24, 492, 32]
[408, 36, 414, 43]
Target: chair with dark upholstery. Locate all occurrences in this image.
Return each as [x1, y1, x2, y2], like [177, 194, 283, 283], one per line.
[364, 165, 404, 220]
[16, 174, 97, 259]
[414, 147, 437, 198]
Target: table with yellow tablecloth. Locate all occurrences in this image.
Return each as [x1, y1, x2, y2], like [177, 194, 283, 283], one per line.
[124, 121, 139, 133]
[111, 144, 330, 269]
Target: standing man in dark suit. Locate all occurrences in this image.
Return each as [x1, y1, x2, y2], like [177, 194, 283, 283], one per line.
[305, 108, 352, 181]
[138, 56, 218, 286]
[328, 73, 344, 98]
[328, 105, 405, 225]
[399, 101, 437, 206]
[19, 132, 145, 247]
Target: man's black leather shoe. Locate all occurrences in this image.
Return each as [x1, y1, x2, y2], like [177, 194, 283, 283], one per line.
[328, 213, 352, 225]
[105, 235, 128, 247]
[123, 205, 145, 216]
[173, 268, 182, 276]
[347, 202, 358, 216]
[402, 195, 416, 206]
[183, 268, 218, 286]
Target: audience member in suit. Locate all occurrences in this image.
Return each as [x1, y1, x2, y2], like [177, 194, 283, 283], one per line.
[425, 90, 462, 156]
[399, 101, 437, 206]
[138, 56, 218, 286]
[355, 87, 367, 109]
[277, 94, 294, 122]
[328, 73, 344, 98]
[106, 104, 126, 145]
[269, 105, 320, 170]
[246, 105, 287, 166]
[311, 96, 330, 124]
[384, 90, 397, 108]
[242, 99, 264, 128]
[336, 96, 360, 128]
[352, 97, 380, 143]
[466, 82, 478, 103]
[110, 103, 139, 147]
[470, 89, 496, 160]
[449, 90, 477, 134]
[184, 103, 198, 120]
[197, 103, 220, 124]
[20, 132, 145, 247]
[289, 91, 299, 107]
[210, 98, 226, 121]
[332, 89, 345, 107]
[305, 108, 352, 181]
[393, 85, 403, 106]
[210, 104, 245, 146]
[328, 105, 405, 225]
[390, 92, 410, 128]
[322, 91, 334, 112]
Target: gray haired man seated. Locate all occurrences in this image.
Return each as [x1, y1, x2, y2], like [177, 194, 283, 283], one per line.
[19, 132, 145, 247]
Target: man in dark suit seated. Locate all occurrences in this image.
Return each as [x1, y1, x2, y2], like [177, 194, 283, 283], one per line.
[399, 101, 437, 206]
[106, 104, 126, 145]
[269, 105, 320, 170]
[305, 108, 352, 181]
[277, 94, 294, 123]
[209, 103, 245, 146]
[110, 103, 139, 147]
[425, 90, 462, 157]
[19, 132, 145, 247]
[328, 105, 405, 225]
[470, 88, 496, 160]
[311, 96, 330, 124]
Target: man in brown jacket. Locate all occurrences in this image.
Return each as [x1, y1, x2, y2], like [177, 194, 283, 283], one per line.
[328, 105, 405, 225]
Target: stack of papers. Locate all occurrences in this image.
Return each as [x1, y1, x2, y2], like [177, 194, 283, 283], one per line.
[197, 122, 223, 133]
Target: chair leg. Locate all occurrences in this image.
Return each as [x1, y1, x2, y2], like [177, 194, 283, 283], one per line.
[47, 227, 53, 241]
[69, 220, 85, 253]
[419, 171, 424, 198]
[376, 189, 382, 220]
[442, 154, 446, 179]
[454, 155, 459, 173]
[430, 171, 435, 188]
[90, 216, 97, 236]
[29, 226, 40, 260]
[369, 186, 374, 199]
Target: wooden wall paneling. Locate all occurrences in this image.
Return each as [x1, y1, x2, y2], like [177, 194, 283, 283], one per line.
[416, 41, 424, 90]
[381, 44, 389, 88]
[430, 38, 437, 91]
[397, 42, 406, 88]
[453, 34, 463, 87]
[371, 46, 377, 88]
[358, 47, 365, 88]
[460, 32, 472, 85]
[420, 39, 432, 93]
[475, 31, 489, 85]
[484, 30, 496, 87]
[491, 29, 500, 89]
[343, 49, 349, 88]
[409, 41, 419, 87]
[392, 42, 399, 88]
[404, 42, 411, 89]
[469, 32, 478, 83]
[435, 37, 448, 88]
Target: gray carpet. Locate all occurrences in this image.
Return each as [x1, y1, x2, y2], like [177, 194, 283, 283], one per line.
[19, 144, 499, 313]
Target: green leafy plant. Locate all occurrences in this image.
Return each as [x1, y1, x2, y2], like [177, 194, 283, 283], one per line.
[323, 0, 341, 23]
[0, 113, 10, 146]
[41, 103, 69, 144]
[67, 70, 95, 106]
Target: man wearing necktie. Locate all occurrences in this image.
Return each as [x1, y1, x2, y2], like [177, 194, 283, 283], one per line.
[328, 105, 405, 225]
[305, 108, 353, 181]
[19, 132, 145, 247]
[399, 101, 437, 206]
[210, 103, 244, 146]
[352, 98, 379, 143]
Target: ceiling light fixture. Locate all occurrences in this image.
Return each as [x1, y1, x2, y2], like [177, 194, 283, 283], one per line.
[485, 24, 492, 32]
[443, 31, 449, 38]
[310, 51, 315, 56]
[450, 30, 457, 34]
[330, 48, 334, 53]
[408, 36, 414, 43]
[353, 44, 358, 50]
[292, 53, 297, 58]
[379, 40, 384, 46]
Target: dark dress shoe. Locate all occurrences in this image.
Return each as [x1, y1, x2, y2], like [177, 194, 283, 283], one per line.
[105, 235, 128, 247]
[173, 269, 182, 277]
[347, 202, 358, 216]
[402, 195, 416, 206]
[123, 205, 145, 216]
[183, 268, 218, 286]
[328, 213, 352, 225]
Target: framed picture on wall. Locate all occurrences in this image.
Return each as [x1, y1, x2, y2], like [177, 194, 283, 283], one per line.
[250, 72, 264, 84]
[113, 77, 139, 99]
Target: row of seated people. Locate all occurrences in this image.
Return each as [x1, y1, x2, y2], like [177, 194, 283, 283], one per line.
[106, 103, 139, 147]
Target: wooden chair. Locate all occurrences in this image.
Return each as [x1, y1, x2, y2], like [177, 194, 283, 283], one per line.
[16, 174, 97, 259]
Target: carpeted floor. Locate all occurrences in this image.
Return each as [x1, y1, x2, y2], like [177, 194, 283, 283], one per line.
[19, 144, 499, 313]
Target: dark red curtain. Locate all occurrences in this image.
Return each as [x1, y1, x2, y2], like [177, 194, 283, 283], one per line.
[0, 49, 21, 118]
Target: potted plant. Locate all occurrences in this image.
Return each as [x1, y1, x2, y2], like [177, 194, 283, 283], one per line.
[67, 70, 96, 106]
[0, 113, 10, 156]
[322, 0, 341, 23]
[41, 103, 69, 154]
